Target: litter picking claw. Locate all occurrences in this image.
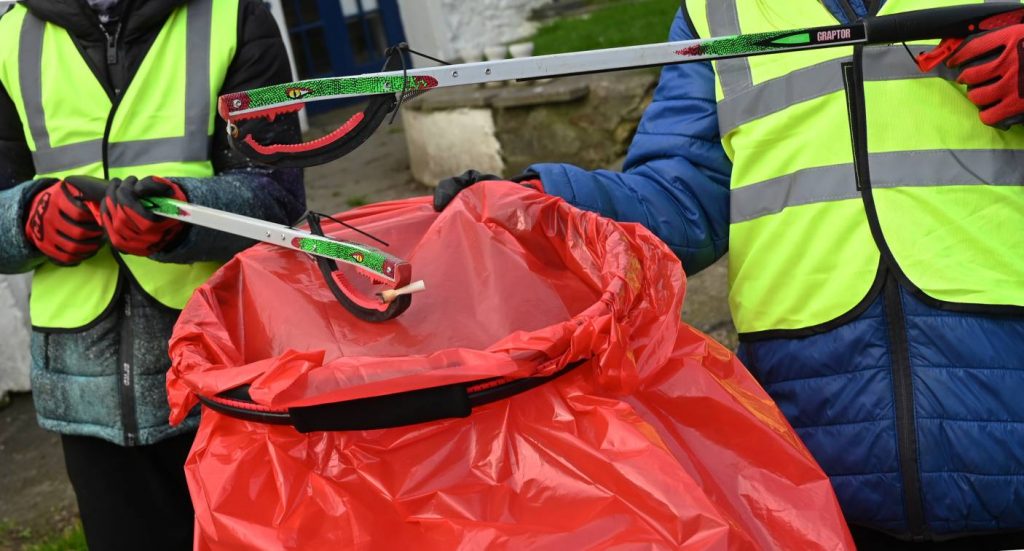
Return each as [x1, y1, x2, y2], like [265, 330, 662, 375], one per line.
[217, 49, 432, 169]
[224, 98, 396, 168]
[304, 213, 419, 322]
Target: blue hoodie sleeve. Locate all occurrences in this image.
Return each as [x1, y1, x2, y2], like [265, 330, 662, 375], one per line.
[529, 9, 732, 274]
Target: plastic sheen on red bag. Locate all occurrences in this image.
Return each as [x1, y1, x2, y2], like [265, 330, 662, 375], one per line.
[167, 184, 853, 550]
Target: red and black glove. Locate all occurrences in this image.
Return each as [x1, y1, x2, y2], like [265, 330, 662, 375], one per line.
[433, 170, 544, 212]
[947, 24, 1024, 129]
[24, 180, 104, 265]
[97, 176, 187, 257]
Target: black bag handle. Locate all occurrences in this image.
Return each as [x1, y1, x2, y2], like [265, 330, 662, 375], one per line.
[197, 359, 586, 433]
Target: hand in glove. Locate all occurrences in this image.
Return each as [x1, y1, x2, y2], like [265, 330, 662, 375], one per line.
[24, 180, 104, 265]
[947, 24, 1024, 129]
[433, 170, 544, 212]
[95, 176, 187, 257]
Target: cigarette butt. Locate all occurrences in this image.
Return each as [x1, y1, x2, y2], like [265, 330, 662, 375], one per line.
[380, 280, 426, 303]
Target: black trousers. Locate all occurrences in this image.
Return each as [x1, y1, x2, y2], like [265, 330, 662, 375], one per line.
[62, 431, 196, 551]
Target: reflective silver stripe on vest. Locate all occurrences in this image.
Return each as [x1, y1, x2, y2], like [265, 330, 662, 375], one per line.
[706, 0, 751, 97]
[32, 140, 104, 173]
[20, 12, 108, 173]
[107, 136, 209, 167]
[717, 45, 957, 135]
[21, 1, 213, 174]
[19, 14, 48, 151]
[183, 0, 212, 161]
[731, 149, 1024, 223]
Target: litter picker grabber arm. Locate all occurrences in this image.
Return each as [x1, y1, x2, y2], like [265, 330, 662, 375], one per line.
[69, 177, 423, 323]
[217, 3, 1024, 168]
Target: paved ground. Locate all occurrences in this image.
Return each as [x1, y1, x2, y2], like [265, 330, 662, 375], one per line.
[0, 395, 77, 550]
[0, 105, 735, 548]
[302, 106, 424, 213]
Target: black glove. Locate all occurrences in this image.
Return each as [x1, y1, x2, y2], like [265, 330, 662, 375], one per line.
[433, 170, 542, 212]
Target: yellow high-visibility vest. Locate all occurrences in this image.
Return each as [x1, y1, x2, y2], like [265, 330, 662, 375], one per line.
[684, 0, 1024, 335]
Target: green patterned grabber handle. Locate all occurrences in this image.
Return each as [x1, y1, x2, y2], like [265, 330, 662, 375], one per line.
[291, 235, 407, 287]
[219, 75, 438, 119]
[142, 196, 187, 217]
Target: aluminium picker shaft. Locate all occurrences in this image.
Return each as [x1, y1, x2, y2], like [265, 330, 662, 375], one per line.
[216, 3, 1024, 168]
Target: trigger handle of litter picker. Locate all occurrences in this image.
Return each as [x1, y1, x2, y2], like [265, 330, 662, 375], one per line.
[915, 37, 964, 72]
[910, 4, 1024, 73]
[305, 214, 413, 322]
[865, 3, 1024, 44]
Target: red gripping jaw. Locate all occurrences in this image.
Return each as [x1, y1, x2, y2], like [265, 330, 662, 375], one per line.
[244, 112, 365, 155]
[330, 260, 412, 313]
[220, 91, 398, 169]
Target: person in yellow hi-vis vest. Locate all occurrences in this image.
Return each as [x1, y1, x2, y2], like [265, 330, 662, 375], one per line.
[0, 0, 304, 548]
[434, 0, 1024, 548]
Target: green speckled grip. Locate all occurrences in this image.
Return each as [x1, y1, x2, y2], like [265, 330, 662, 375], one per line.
[674, 27, 861, 58]
[223, 75, 439, 116]
[294, 237, 386, 271]
[142, 197, 185, 217]
[290, 235, 405, 285]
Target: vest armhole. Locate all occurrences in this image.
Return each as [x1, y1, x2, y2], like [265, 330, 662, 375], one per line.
[681, 1, 701, 39]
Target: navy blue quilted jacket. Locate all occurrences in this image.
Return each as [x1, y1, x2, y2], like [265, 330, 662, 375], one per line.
[530, 2, 1024, 540]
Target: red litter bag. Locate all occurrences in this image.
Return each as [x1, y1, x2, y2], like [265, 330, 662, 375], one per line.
[167, 185, 853, 550]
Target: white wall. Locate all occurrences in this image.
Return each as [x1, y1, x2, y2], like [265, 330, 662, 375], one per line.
[394, 0, 451, 66]
[261, 0, 309, 131]
[397, 0, 552, 66]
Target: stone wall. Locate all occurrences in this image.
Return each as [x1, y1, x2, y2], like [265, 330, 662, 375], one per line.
[403, 107, 506, 187]
[495, 70, 658, 175]
[397, 0, 553, 65]
[438, 0, 551, 54]
[402, 69, 659, 186]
